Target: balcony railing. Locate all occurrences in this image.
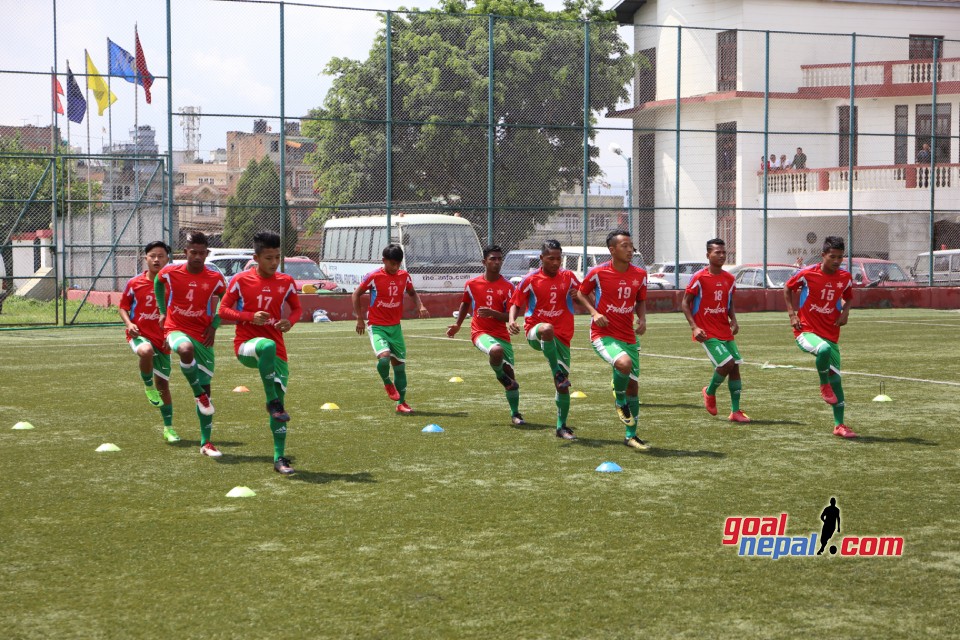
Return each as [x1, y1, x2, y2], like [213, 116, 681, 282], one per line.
[802, 57, 960, 88]
[757, 164, 958, 194]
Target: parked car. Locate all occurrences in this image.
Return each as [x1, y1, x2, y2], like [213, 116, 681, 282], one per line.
[728, 263, 798, 288]
[504, 247, 657, 287]
[206, 254, 255, 279]
[912, 249, 960, 286]
[501, 249, 541, 285]
[646, 261, 710, 289]
[804, 255, 913, 287]
[244, 256, 344, 293]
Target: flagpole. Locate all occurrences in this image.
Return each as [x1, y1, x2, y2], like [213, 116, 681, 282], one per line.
[58, 65, 73, 293]
[84, 50, 95, 286]
[134, 26, 142, 251]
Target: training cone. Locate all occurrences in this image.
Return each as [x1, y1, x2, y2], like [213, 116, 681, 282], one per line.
[422, 424, 444, 433]
[596, 461, 623, 473]
[226, 486, 256, 498]
[95, 443, 121, 452]
[233, 386, 250, 393]
[570, 390, 587, 398]
[320, 402, 340, 410]
[449, 376, 464, 383]
[873, 394, 893, 402]
[11, 421, 34, 430]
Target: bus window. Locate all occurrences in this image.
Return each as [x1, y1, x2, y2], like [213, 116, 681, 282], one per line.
[402, 224, 480, 267]
[373, 227, 388, 254]
[356, 227, 373, 262]
[343, 228, 358, 260]
[324, 229, 341, 260]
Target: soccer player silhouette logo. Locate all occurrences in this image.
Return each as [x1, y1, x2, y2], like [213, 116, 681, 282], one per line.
[817, 497, 841, 555]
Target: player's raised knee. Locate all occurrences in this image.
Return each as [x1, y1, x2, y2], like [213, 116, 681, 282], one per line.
[538, 324, 556, 340]
[137, 344, 155, 358]
[614, 355, 632, 375]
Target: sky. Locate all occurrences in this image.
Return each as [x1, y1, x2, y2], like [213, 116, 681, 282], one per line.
[1, 0, 635, 192]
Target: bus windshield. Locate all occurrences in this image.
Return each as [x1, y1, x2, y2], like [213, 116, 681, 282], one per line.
[402, 224, 480, 267]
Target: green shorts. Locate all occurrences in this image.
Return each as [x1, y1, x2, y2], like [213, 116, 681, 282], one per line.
[237, 338, 289, 392]
[167, 331, 215, 385]
[526, 324, 571, 373]
[702, 338, 743, 369]
[369, 324, 407, 362]
[128, 336, 171, 380]
[796, 332, 841, 374]
[591, 336, 639, 380]
[473, 334, 515, 367]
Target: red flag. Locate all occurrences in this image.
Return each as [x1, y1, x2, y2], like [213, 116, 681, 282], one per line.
[135, 27, 154, 104]
[53, 74, 64, 115]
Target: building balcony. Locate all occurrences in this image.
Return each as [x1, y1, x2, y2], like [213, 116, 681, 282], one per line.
[801, 57, 960, 91]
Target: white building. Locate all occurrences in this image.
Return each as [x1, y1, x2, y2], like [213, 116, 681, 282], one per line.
[612, 0, 959, 268]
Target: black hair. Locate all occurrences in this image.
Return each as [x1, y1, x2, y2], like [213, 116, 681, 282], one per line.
[706, 238, 726, 252]
[382, 243, 404, 262]
[482, 245, 503, 259]
[253, 231, 281, 254]
[822, 236, 845, 253]
[144, 240, 171, 255]
[541, 239, 562, 255]
[605, 230, 631, 248]
[184, 231, 209, 247]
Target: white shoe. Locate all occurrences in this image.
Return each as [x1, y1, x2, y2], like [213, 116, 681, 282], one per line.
[200, 442, 222, 458]
[195, 393, 215, 416]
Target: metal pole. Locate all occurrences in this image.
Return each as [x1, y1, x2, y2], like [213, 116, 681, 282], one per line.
[487, 14, 495, 246]
[762, 31, 769, 282]
[53, 0, 62, 324]
[385, 11, 393, 239]
[582, 20, 590, 270]
[626, 156, 633, 240]
[279, 2, 286, 269]
[673, 25, 681, 288]
[928, 36, 939, 286]
[166, 0, 174, 247]
[847, 33, 856, 262]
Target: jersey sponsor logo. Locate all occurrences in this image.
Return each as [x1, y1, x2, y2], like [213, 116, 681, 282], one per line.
[171, 305, 206, 318]
[137, 310, 161, 321]
[702, 306, 728, 315]
[603, 302, 635, 315]
[807, 303, 836, 314]
[537, 308, 565, 318]
[377, 300, 403, 309]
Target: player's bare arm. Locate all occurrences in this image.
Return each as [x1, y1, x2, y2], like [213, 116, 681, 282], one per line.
[835, 299, 851, 327]
[409, 288, 429, 318]
[681, 292, 706, 342]
[475, 307, 508, 322]
[574, 289, 607, 327]
[119, 308, 141, 338]
[783, 285, 802, 331]
[351, 286, 366, 335]
[447, 300, 470, 337]
[507, 304, 522, 335]
[728, 299, 739, 336]
[275, 318, 292, 333]
[252, 310, 271, 326]
[634, 299, 647, 336]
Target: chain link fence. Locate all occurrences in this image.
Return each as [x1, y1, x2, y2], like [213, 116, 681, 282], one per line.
[1, 1, 957, 324]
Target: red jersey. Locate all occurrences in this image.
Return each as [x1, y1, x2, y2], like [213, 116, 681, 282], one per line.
[579, 261, 647, 344]
[219, 269, 302, 361]
[685, 268, 736, 342]
[120, 271, 168, 351]
[785, 264, 853, 343]
[155, 263, 227, 341]
[357, 268, 414, 326]
[462, 275, 515, 342]
[510, 268, 581, 347]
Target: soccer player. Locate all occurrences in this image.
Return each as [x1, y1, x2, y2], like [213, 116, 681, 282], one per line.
[446, 245, 524, 426]
[783, 236, 856, 439]
[508, 240, 580, 440]
[219, 232, 301, 475]
[154, 231, 228, 457]
[119, 240, 179, 443]
[575, 230, 650, 450]
[681, 238, 751, 423]
[352, 243, 429, 414]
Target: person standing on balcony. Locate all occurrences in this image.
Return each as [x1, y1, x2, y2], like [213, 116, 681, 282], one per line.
[916, 143, 932, 164]
[769, 154, 780, 170]
[780, 154, 789, 170]
[791, 147, 807, 169]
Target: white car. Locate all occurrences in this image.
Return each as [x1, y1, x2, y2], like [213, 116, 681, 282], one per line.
[646, 261, 710, 289]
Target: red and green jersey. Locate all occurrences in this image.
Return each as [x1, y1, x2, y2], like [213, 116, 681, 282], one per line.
[510, 268, 581, 347]
[120, 271, 168, 351]
[785, 264, 853, 343]
[155, 263, 227, 342]
[357, 268, 414, 326]
[462, 275, 515, 342]
[219, 269, 302, 361]
[579, 261, 647, 344]
[685, 268, 736, 342]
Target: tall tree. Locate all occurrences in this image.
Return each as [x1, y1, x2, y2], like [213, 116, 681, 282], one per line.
[303, 0, 633, 249]
[223, 157, 298, 254]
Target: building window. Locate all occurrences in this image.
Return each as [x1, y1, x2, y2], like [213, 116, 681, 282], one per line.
[909, 35, 943, 60]
[271, 140, 279, 153]
[717, 30, 737, 92]
[196, 201, 215, 216]
[894, 105, 908, 165]
[838, 106, 858, 167]
[297, 174, 313, 193]
[198, 177, 215, 185]
[175, 173, 185, 185]
[916, 103, 952, 163]
[636, 47, 656, 104]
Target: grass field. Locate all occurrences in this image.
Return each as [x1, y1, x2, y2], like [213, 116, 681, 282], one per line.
[1, 309, 959, 639]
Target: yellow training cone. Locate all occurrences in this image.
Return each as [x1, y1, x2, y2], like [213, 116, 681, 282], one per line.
[449, 376, 464, 383]
[233, 386, 251, 393]
[226, 486, 256, 498]
[321, 402, 340, 410]
[570, 390, 587, 398]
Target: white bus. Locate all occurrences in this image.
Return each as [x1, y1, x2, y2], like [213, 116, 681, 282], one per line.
[319, 214, 483, 292]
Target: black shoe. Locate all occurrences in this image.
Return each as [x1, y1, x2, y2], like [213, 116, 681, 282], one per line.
[274, 456, 295, 475]
[511, 412, 526, 426]
[498, 375, 520, 392]
[556, 425, 576, 440]
[267, 399, 290, 422]
[553, 370, 571, 391]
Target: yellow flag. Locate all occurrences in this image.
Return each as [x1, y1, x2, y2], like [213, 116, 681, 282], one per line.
[85, 50, 117, 116]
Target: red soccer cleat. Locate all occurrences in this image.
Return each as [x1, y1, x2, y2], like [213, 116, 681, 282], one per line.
[833, 424, 858, 439]
[728, 410, 752, 423]
[702, 387, 717, 416]
[195, 393, 215, 416]
[200, 442, 223, 458]
[396, 402, 413, 415]
[820, 384, 838, 405]
[384, 383, 401, 401]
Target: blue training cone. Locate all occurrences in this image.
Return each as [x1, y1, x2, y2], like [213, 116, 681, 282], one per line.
[422, 424, 444, 433]
[596, 461, 622, 473]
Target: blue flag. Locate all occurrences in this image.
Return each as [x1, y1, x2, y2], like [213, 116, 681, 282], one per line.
[65, 64, 86, 124]
[108, 39, 137, 84]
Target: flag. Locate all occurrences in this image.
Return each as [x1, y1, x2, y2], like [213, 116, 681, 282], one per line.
[53, 74, 64, 115]
[107, 39, 137, 83]
[135, 27, 154, 104]
[66, 64, 86, 124]
[85, 50, 117, 116]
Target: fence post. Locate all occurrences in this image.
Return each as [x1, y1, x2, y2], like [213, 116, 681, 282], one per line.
[487, 14, 494, 246]
[279, 1, 286, 268]
[673, 25, 681, 285]
[763, 30, 769, 281]
[165, 0, 174, 248]
[385, 11, 393, 240]
[928, 36, 940, 286]
[847, 33, 856, 261]
[582, 20, 590, 269]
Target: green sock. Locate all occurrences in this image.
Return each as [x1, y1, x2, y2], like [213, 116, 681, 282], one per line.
[394, 363, 407, 403]
[491, 360, 506, 379]
[613, 369, 630, 404]
[542, 339, 560, 375]
[626, 395, 640, 439]
[555, 392, 570, 429]
[180, 360, 205, 397]
[160, 404, 173, 427]
[829, 374, 845, 425]
[376, 357, 392, 384]
[197, 408, 213, 445]
[254, 340, 279, 402]
[269, 417, 287, 461]
[506, 389, 520, 414]
[707, 371, 724, 395]
[728, 379, 742, 412]
[140, 370, 154, 386]
[815, 348, 831, 385]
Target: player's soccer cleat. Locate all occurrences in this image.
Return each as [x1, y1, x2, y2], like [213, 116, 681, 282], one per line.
[200, 442, 222, 457]
[384, 383, 401, 401]
[274, 456, 295, 475]
[702, 387, 718, 416]
[195, 393, 215, 416]
[833, 424, 858, 439]
[555, 425, 576, 440]
[162, 427, 181, 443]
[623, 435, 650, 451]
[820, 383, 838, 405]
[553, 370, 571, 391]
[511, 412, 526, 426]
[615, 402, 636, 427]
[497, 375, 520, 392]
[144, 386, 162, 407]
[396, 402, 413, 415]
[266, 399, 290, 422]
[728, 410, 752, 423]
